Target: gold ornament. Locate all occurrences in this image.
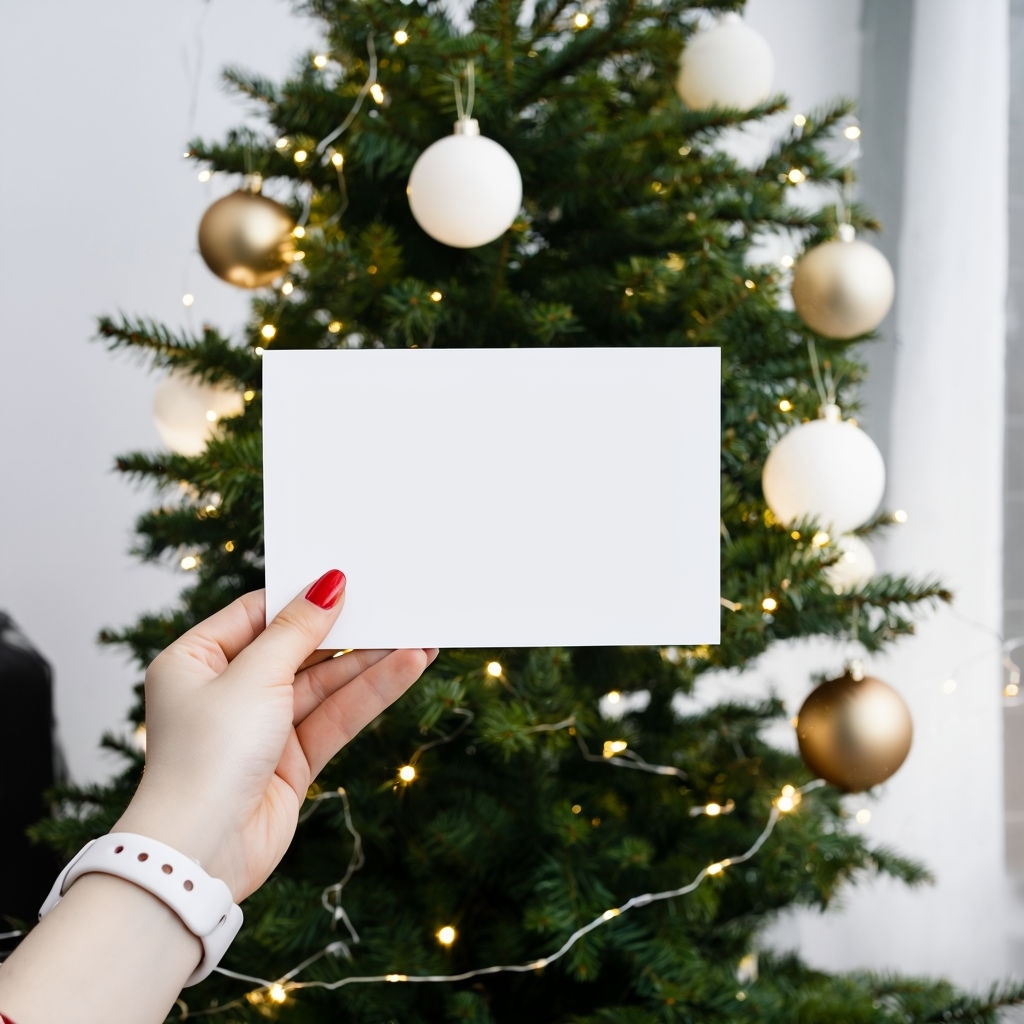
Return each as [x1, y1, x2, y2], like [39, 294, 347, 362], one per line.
[790, 225, 894, 339]
[197, 190, 296, 289]
[795, 671, 912, 792]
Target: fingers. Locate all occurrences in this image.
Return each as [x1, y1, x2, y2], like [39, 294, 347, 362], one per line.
[149, 590, 268, 679]
[226, 570, 347, 688]
[297, 648, 437, 777]
[292, 649, 395, 724]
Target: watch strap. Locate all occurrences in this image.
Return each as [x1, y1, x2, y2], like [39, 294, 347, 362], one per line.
[38, 833, 243, 986]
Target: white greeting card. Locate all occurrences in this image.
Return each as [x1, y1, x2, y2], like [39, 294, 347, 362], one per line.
[262, 347, 720, 649]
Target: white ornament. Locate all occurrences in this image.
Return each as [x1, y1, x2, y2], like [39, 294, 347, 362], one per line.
[762, 404, 885, 534]
[824, 534, 877, 592]
[675, 13, 774, 111]
[153, 369, 245, 456]
[791, 224, 895, 339]
[407, 118, 522, 248]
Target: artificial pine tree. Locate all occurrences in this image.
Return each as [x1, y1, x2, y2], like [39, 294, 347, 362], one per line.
[30, 1, 1024, 1020]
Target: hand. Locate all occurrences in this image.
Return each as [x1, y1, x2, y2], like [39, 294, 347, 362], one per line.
[114, 570, 436, 902]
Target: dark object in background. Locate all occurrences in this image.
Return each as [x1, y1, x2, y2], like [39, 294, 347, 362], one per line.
[0, 613, 66, 948]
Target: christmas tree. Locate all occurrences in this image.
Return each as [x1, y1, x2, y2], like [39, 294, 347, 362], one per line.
[31, 0, 1024, 1020]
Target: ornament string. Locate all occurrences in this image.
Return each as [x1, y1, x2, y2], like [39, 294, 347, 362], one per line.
[453, 61, 476, 122]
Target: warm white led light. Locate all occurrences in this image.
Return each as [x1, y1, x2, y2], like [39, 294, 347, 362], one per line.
[398, 764, 417, 783]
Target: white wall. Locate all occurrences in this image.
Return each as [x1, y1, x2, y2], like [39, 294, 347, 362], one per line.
[1, 1, 319, 785]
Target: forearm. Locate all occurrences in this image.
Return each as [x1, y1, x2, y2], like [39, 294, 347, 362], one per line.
[0, 872, 200, 1024]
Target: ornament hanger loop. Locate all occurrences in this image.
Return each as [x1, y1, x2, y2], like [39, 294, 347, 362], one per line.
[453, 60, 476, 124]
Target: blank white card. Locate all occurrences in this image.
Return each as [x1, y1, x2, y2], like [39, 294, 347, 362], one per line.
[262, 347, 720, 649]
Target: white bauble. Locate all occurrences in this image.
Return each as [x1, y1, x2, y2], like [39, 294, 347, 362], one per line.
[824, 534, 877, 592]
[791, 225, 895, 339]
[762, 404, 885, 534]
[675, 13, 774, 111]
[407, 118, 522, 248]
[153, 370, 245, 456]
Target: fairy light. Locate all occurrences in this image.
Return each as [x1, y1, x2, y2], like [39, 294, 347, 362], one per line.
[194, 725, 828, 1013]
[182, 293, 195, 307]
[761, 596, 778, 613]
[328, 320, 344, 334]
[793, 113, 807, 127]
[254, 346, 265, 356]
[436, 926, 457, 946]
[180, 554, 200, 571]
[779, 253, 795, 269]
[486, 660, 503, 678]
[243, 389, 256, 402]
[293, 225, 306, 239]
[294, 148, 308, 164]
[605, 690, 622, 704]
[197, 169, 212, 182]
[268, 983, 288, 1004]
[602, 739, 628, 757]
[261, 324, 277, 341]
[393, 28, 409, 44]
[429, 290, 443, 302]
[844, 124, 862, 140]
[941, 677, 957, 695]
[744, 279, 756, 290]
[281, 280, 295, 295]
[775, 785, 801, 813]
[573, 11, 591, 28]
[133, 722, 147, 752]
[224, 540, 235, 553]
[331, 151, 345, 168]
[778, 397, 793, 412]
[275, 136, 290, 150]
[892, 509, 909, 523]
[312, 53, 329, 69]
[370, 83, 385, 104]
[855, 808, 872, 825]
[397, 764, 417, 783]
[787, 167, 807, 184]
[811, 531, 830, 547]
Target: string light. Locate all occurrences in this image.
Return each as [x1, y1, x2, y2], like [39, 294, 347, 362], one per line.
[182, 293, 195, 307]
[602, 739, 628, 757]
[260, 324, 277, 341]
[778, 398, 793, 412]
[429, 290, 443, 302]
[393, 28, 409, 44]
[328, 320, 344, 334]
[605, 690, 622, 704]
[573, 11, 591, 29]
[941, 677, 957, 695]
[793, 113, 807, 127]
[486, 660, 503, 678]
[892, 509, 909, 523]
[293, 225, 306, 239]
[275, 136, 290, 150]
[294, 148, 309, 164]
[397, 764, 417, 783]
[331, 151, 345, 169]
[761, 596, 778, 613]
[811, 531, 830, 547]
[370, 83, 385, 104]
[312, 54, 329, 69]
[775, 784, 802, 813]
[855, 808, 872, 825]
[188, 706, 827, 1020]
[843, 124, 862, 140]
[197, 169, 212, 182]
[787, 167, 807, 184]
[281, 280, 295, 296]
[180, 554, 200, 571]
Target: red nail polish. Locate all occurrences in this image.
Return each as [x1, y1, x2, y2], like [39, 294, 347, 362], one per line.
[305, 569, 347, 609]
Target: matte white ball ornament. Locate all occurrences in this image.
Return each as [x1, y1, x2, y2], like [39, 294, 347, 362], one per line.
[824, 534, 877, 592]
[762, 404, 885, 534]
[407, 117, 522, 248]
[675, 13, 774, 111]
[791, 224, 895, 339]
[153, 370, 245, 456]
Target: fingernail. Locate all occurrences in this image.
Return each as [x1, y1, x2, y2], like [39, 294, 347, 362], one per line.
[305, 569, 347, 609]
[425, 647, 440, 664]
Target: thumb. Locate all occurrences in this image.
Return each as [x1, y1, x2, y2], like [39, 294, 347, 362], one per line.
[229, 569, 347, 685]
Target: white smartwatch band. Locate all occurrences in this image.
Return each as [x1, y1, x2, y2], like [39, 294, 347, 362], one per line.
[38, 832, 243, 986]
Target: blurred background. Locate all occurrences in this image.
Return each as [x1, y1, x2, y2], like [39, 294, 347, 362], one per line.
[2, 0, 1019, 995]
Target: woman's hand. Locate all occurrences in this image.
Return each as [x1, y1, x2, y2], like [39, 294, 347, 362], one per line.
[114, 570, 436, 901]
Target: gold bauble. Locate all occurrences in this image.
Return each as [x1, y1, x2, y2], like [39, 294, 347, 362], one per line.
[790, 228, 895, 339]
[197, 190, 296, 289]
[795, 672, 912, 792]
